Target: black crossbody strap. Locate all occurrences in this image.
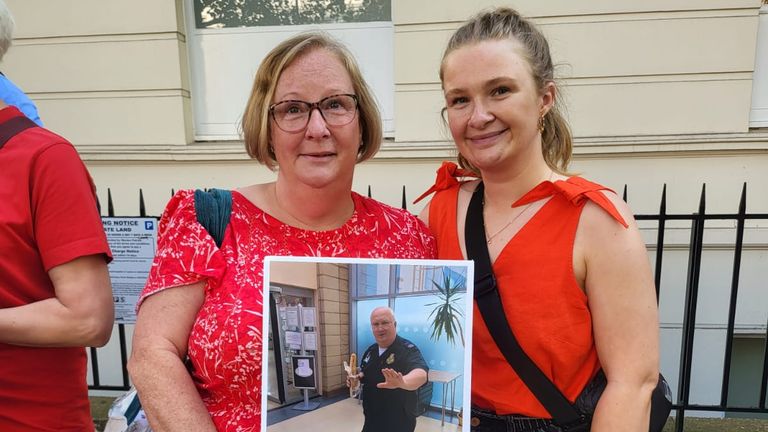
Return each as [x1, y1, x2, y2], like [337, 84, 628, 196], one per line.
[466, 182, 587, 431]
[0, 115, 38, 150]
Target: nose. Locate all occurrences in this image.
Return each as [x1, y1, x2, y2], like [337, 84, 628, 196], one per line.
[467, 100, 494, 129]
[305, 107, 330, 139]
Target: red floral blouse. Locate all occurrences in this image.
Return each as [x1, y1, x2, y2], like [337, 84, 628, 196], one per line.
[139, 190, 436, 431]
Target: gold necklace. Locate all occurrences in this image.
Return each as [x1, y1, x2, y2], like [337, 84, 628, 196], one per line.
[273, 184, 351, 231]
[484, 201, 534, 245]
[483, 170, 555, 245]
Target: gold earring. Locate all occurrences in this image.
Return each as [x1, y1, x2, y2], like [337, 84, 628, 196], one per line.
[538, 114, 545, 133]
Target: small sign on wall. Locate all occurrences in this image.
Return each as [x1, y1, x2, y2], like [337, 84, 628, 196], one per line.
[102, 217, 158, 323]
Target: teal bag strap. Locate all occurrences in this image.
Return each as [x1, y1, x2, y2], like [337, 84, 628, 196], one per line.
[193, 188, 232, 248]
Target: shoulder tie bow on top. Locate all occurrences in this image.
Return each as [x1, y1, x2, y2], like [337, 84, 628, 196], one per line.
[416, 161, 628, 228]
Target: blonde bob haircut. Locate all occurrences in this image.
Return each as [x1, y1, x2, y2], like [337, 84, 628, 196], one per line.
[242, 32, 382, 170]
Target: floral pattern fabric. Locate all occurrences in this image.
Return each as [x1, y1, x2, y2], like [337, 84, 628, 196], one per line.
[139, 190, 435, 431]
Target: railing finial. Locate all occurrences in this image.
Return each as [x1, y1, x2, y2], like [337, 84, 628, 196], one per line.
[139, 189, 146, 217]
[107, 188, 115, 217]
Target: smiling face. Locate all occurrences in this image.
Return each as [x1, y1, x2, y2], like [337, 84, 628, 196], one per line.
[441, 39, 554, 175]
[270, 48, 361, 190]
[370, 307, 397, 349]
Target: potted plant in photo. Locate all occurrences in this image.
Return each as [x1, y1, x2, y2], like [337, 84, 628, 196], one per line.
[426, 269, 466, 425]
[426, 270, 466, 348]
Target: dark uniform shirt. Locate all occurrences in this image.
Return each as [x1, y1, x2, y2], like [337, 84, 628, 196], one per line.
[359, 335, 428, 432]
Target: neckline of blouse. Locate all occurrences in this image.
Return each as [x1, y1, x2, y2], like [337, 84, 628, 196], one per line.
[230, 189, 363, 234]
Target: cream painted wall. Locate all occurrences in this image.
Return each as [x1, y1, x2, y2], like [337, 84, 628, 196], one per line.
[4, 0, 191, 147]
[394, 2, 761, 142]
[270, 262, 318, 290]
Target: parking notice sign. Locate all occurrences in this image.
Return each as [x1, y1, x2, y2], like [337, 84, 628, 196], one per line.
[102, 217, 158, 323]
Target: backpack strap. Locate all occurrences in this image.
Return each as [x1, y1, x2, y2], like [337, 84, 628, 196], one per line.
[0, 115, 38, 150]
[194, 188, 233, 248]
[466, 182, 588, 431]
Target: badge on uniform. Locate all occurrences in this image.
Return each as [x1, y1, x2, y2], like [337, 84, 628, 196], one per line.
[386, 353, 395, 364]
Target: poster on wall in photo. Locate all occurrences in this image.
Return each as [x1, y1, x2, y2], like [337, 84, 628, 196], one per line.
[292, 355, 317, 389]
[285, 307, 300, 327]
[262, 256, 474, 432]
[303, 332, 318, 351]
[302, 307, 316, 327]
[284, 331, 302, 350]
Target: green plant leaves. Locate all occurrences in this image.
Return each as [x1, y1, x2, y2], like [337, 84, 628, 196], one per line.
[427, 272, 466, 347]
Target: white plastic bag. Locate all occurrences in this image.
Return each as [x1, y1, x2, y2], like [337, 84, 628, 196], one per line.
[103, 388, 152, 432]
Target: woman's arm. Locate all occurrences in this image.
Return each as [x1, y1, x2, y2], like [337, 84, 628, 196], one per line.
[576, 195, 660, 432]
[127, 282, 217, 432]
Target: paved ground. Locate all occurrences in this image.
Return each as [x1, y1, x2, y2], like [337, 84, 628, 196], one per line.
[663, 417, 768, 432]
[91, 397, 768, 432]
[91, 397, 114, 431]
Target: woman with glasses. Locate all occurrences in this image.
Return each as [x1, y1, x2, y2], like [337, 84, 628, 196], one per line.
[128, 33, 436, 432]
[417, 7, 660, 432]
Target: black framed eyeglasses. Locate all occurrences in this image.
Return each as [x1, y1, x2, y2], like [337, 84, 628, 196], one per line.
[269, 93, 359, 132]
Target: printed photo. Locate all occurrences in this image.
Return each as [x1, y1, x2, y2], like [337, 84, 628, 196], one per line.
[262, 256, 474, 432]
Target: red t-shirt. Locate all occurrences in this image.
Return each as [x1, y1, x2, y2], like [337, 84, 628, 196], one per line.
[138, 190, 436, 431]
[0, 106, 112, 431]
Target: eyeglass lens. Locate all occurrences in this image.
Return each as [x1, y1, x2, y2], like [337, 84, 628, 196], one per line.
[271, 94, 357, 132]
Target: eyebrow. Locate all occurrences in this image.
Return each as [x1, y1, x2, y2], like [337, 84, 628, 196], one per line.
[444, 76, 517, 97]
[485, 77, 516, 88]
[275, 89, 351, 101]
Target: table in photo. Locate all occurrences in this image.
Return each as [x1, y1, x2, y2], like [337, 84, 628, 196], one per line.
[428, 369, 461, 426]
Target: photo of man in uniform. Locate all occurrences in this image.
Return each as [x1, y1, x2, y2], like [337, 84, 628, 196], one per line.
[347, 306, 428, 432]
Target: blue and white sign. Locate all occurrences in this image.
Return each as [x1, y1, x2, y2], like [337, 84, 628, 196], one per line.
[101, 217, 158, 323]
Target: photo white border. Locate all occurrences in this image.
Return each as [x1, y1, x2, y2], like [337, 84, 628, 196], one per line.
[262, 256, 474, 432]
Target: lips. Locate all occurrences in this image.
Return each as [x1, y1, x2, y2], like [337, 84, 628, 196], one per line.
[301, 151, 336, 158]
[467, 129, 508, 146]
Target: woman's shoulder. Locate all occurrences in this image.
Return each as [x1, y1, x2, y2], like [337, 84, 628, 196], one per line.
[546, 176, 629, 229]
[158, 189, 197, 226]
[413, 161, 479, 205]
[579, 188, 634, 232]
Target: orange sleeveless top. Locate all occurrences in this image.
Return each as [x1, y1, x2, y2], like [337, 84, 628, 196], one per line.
[421, 162, 627, 418]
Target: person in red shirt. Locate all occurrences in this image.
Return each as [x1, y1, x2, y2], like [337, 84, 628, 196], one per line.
[417, 7, 660, 432]
[0, 101, 114, 431]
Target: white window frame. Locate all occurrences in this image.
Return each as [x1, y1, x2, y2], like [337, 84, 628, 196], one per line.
[183, 1, 394, 141]
[750, 4, 768, 128]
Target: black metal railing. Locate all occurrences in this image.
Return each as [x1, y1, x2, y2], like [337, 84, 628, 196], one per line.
[631, 184, 768, 430]
[88, 184, 768, 430]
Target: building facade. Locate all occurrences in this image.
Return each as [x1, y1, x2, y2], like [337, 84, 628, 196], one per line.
[5, 0, 767, 417]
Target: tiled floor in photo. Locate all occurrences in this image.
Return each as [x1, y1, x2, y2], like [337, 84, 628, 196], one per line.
[268, 397, 462, 432]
